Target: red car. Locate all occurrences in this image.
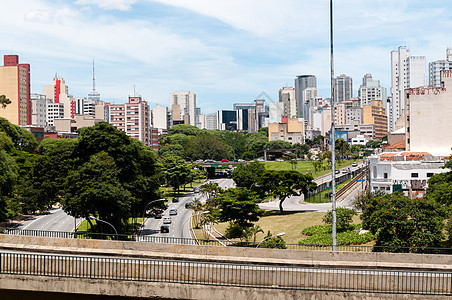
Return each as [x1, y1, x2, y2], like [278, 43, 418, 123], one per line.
[221, 159, 229, 162]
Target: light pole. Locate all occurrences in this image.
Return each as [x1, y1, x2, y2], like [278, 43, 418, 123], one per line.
[256, 232, 285, 248]
[141, 199, 166, 229]
[182, 210, 210, 238]
[89, 216, 118, 236]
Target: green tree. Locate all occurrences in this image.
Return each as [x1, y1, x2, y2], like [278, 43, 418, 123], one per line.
[185, 132, 231, 160]
[258, 230, 287, 249]
[63, 152, 132, 233]
[266, 140, 292, 150]
[259, 170, 317, 213]
[212, 131, 247, 160]
[0, 117, 37, 152]
[361, 192, 446, 252]
[231, 162, 266, 191]
[168, 124, 201, 136]
[162, 155, 192, 195]
[217, 187, 263, 235]
[0, 95, 11, 109]
[159, 144, 185, 157]
[323, 207, 357, 232]
[426, 159, 452, 208]
[335, 138, 350, 161]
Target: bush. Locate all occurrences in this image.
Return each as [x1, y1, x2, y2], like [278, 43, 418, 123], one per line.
[299, 230, 373, 245]
[323, 207, 357, 232]
[302, 225, 332, 236]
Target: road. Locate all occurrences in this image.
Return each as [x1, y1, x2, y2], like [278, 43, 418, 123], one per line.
[13, 208, 83, 232]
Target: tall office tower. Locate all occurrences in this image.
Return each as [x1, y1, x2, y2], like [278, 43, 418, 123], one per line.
[151, 104, 168, 130]
[429, 48, 452, 87]
[87, 60, 100, 101]
[169, 91, 197, 126]
[108, 96, 150, 146]
[279, 87, 296, 117]
[248, 99, 266, 133]
[0, 55, 31, 125]
[43, 76, 75, 119]
[303, 87, 318, 125]
[205, 113, 217, 130]
[30, 93, 47, 127]
[390, 46, 426, 132]
[295, 75, 316, 120]
[333, 74, 353, 103]
[217, 110, 237, 131]
[358, 74, 387, 107]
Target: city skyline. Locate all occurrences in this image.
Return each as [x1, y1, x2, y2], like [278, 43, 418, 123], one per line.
[1, 0, 452, 114]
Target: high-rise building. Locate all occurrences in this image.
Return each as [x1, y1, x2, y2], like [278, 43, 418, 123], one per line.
[269, 102, 284, 124]
[390, 46, 426, 132]
[0, 55, 31, 125]
[30, 93, 47, 127]
[205, 113, 217, 130]
[295, 75, 316, 120]
[217, 110, 237, 131]
[429, 48, 452, 87]
[43, 76, 75, 119]
[169, 91, 197, 126]
[363, 100, 388, 140]
[279, 87, 296, 118]
[108, 96, 150, 146]
[151, 104, 168, 130]
[358, 74, 387, 107]
[333, 74, 353, 103]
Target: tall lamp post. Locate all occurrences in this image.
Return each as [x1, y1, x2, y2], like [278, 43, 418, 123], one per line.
[89, 216, 118, 236]
[141, 199, 166, 229]
[256, 232, 285, 248]
[330, 0, 337, 252]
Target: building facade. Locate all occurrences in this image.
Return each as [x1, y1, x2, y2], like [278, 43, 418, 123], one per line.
[295, 75, 316, 120]
[333, 74, 353, 103]
[363, 100, 388, 140]
[429, 48, 452, 87]
[169, 91, 197, 126]
[108, 96, 150, 146]
[405, 70, 452, 155]
[269, 117, 304, 145]
[31, 93, 47, 127]
[0, 55, 31, 125]
[279, 87, 296, 118]
[358, 74, 387, 107]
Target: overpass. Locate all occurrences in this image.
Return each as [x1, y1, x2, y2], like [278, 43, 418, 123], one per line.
[0, 234, 451, 299]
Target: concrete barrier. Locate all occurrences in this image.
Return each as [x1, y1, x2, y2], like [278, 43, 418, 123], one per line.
[0, 234, 450, 271]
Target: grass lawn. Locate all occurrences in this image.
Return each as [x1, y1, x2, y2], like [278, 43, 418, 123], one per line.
[305, 179, 351, 203]
[264, 159, 357, 178]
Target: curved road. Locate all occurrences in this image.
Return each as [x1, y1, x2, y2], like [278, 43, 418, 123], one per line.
[14, 208, 82, 232]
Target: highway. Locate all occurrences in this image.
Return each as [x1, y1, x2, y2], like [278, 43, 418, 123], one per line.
[13, 207, 83, 232]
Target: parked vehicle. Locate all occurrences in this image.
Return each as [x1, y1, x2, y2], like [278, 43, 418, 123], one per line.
[163, 217, 171, 224]
[160, 225, 169, 233]
[352, 162, 358, 167]
[169, 209, 177, 215]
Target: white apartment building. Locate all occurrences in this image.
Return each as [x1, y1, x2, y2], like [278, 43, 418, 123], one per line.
[358, 74, 387, 107]
[169, 91, 197, 126]
[429, 48, 452, 87]
[205, 113, 217, 130]
[47, 102, 64, 127]
[333, 74, 353, 103]
[151, 104, 168, 130]
[390, 46, 426, 132]
[369, 152, 449, 198]
[31, 93, 47, 127]
[269, 102, 284, 124]
[405, 70, 452, 156]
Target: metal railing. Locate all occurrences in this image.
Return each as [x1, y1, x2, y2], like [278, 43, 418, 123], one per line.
[0, 251, 450, 295]
[1, 228, 451, 254]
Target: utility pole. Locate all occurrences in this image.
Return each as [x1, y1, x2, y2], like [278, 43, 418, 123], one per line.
[330, 0, 337, 251]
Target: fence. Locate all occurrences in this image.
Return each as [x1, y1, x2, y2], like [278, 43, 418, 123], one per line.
[0, 251, 450, 295]
[1, 228, 452, 254]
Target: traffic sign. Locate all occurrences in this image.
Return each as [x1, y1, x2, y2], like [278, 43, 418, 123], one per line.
[356, 179, 365, 182]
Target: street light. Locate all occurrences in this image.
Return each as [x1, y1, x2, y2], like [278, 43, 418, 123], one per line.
[256, 232, 285, 248]
[182, 210, 210, 238]
[141, 198, 166, 228]
[89, 216, 118, 236]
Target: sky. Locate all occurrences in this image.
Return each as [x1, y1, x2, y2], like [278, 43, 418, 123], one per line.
[1, 0, 452, 114]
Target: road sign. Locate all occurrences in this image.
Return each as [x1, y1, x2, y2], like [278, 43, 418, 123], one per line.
[356, 179, 365, 182]
[326, 186, 337, 189]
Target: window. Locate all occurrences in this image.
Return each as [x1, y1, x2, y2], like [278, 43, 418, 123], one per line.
[427, 173, 434, 178]
[411, 173, 419, 178]
[384, 173, 388, 179]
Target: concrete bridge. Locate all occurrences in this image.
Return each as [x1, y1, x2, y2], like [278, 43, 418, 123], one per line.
[0, 234, 451, 299]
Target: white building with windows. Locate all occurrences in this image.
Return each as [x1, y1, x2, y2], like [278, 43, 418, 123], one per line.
[429, 48, 452, 87]
[369, 152, 449, 198]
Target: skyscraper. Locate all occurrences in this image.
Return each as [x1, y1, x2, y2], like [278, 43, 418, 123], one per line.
[294, 75, 316, 120]
[333, 74, 353, 103]
[429, 48, 452, 87]
[390, 46, 426, 132]
[0, 55, 31, 125]
[169, 91, 197, 126]
[278, 87, 296, 118]
[358, 74, 387, 107]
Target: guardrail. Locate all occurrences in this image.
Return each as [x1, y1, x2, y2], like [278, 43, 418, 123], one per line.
[1, 228, 452, 254]
[0, 251, 450, 295]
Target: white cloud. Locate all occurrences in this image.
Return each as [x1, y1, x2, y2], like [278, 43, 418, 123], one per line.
[75, 0, 137, 11]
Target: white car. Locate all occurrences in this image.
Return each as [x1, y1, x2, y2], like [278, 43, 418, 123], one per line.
[163, 217, 171, 224]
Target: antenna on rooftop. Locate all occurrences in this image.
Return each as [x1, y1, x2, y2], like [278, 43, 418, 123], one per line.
[88, 60, 101, 100]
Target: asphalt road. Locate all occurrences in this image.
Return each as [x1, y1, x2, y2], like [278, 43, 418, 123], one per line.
[14, 208, 83, 232]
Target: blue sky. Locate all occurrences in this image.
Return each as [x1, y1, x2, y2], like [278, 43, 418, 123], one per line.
[1, 0, 452, 114]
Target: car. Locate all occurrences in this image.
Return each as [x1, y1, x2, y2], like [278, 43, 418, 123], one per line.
[154, 213, 162, 219]
[160, 225, 169, 233]
[342, 169, 348, 174]
[185, 202, 191, 209]
[335, 169, 340, 174]
[163, 217, 171, 224]
[221, 159, 229, 162]
[172, 197, 179, 203]
[237, 159, 245, 162]
[352, 162, 358, 167]
[169, 209, 177, 215]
